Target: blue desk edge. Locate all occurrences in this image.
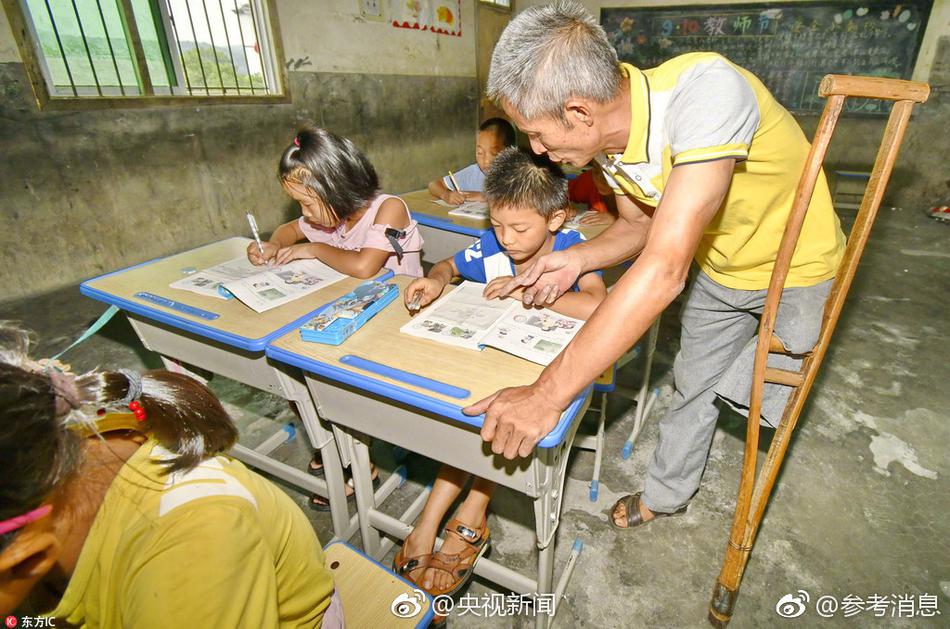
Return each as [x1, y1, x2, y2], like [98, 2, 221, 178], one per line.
[80, 263, 395, 353]
[265, 343, 591, 449]
[411, 212, 489, 238]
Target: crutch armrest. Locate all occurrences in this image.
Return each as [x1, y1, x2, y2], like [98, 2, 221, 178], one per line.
[819, 75, 930, 103]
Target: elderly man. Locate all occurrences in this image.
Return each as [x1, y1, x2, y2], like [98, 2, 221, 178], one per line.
[463, 1, 844, 530]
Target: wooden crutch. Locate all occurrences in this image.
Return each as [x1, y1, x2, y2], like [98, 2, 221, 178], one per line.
[707, 75, 931, 627]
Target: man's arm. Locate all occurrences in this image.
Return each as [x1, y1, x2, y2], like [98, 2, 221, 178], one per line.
[499, 192, 653, 307]
[465, 159, 736, 459]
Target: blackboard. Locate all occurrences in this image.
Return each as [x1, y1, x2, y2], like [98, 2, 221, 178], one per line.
[600, 1, 933, 115]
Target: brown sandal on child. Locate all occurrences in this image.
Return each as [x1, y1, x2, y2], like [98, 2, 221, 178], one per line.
[392, 547, 436, 585]
[425, 518, 491, 598]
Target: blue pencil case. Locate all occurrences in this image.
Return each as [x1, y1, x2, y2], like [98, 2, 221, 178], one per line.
[299, 281, 398, 345]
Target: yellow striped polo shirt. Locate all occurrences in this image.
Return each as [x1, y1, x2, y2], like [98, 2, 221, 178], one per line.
[597, 53, 845, 289]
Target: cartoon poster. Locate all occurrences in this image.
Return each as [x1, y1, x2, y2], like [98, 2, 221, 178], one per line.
[390, 0, 461, 37]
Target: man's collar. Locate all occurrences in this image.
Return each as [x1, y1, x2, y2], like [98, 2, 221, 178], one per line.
[617, 63, 651, 165]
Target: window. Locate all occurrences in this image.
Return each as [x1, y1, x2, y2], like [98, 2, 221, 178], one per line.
[3, 0, 287, 108]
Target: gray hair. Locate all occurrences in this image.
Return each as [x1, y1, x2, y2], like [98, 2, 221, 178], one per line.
[484, 147, 568, 218]
[487, 0, 621, 122]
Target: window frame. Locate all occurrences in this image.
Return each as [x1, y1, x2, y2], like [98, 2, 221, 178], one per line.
[2, 0, 291, 110]
[478, 0, 511, 11]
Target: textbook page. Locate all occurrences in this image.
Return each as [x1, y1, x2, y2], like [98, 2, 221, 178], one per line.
[169, 256, 261, 300]
[221, 259, 346, 313]
[399, 281, 510, 350]
[447, 201, 489, 220]
[400, 281, 585, 365]
[479, 309, 585, 366]
[169, 256, 345, 313]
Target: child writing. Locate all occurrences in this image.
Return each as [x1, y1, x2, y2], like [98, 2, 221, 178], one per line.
[0, 324, 342, 627]
[398, 148, 607, 598]
[247, 125, 424, 278]
[427, 118, 516, 205]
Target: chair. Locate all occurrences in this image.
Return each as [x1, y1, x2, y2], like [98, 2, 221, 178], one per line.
[324, 541, 434, 627]
[708, 75, 930, 626]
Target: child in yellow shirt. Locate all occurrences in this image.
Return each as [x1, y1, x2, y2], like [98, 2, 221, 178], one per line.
[0, 326, 339, 627]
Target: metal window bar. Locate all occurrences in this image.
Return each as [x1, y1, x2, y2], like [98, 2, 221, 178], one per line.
[159, 0, 195, 94]
[41, 0, 78, 96]
[13, 0, 280, 101]
[179, 0, 211, 94]
[93, 0, 126, 95]
[196, 0, 226, 91]
[68, 0, 103, 95]
[230, 0, 254, 94]
[143, 0, 178, 92]
[244, 0, 266, 89]
[215, 0, 242, 93]
[116, 0, 154, 95]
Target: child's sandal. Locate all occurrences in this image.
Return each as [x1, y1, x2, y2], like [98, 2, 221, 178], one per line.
[426, 518, 491, 598]
[392, 547, 436, 585]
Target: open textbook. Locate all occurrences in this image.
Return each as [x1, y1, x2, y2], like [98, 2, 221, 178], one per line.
[434, 198, 490, 220]
[169, 256, 345, 313]
[399, 281, 584, 366]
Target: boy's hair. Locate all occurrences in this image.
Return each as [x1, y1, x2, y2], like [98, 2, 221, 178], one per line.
[479, 117, 517, 147]
[0, 323, 238, 551]
[484, 147, 568, 218]
[279, 126, 380, 220]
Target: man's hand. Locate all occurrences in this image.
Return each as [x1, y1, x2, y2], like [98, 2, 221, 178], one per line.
[496, 248, 584, 307]
[463, 384, 564, 459]
[482, 276, 523, 301]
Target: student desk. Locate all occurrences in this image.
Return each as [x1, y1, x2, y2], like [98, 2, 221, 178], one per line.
[402, 189, 490, 263]
[266, 276, 591, 628]
[79, 237, 399, 540]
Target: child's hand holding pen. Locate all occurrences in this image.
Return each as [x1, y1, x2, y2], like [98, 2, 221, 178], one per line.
[246, 212, 279, 266]
[246, 240, 279, 266]
[404, 278, 445, 312]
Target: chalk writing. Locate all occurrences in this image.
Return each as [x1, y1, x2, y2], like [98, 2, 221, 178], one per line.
[601, 1, 933, 115]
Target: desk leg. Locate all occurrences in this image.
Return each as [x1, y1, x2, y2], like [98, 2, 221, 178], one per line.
[532, 442, 575, 629]
[273, 369, 352, 538]
[623, 316, 661, 456]
[346, 432, 383, 557]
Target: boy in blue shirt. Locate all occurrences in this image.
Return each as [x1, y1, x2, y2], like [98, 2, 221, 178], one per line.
[398, 148, 606, 600]
[427, 118, 517, 205]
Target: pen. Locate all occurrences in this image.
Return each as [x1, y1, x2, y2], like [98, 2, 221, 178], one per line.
[246, 212, 266, 259]
[447, 170, 462, 194]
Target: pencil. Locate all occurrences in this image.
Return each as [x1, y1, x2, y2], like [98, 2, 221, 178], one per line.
[447, 170, 462, 193]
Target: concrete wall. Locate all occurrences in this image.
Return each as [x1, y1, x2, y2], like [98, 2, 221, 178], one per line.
[515, 0, 950, 210]
[0, 0, 477, 301]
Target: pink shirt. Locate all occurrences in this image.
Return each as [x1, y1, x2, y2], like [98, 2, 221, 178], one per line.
[297, 193, 424, 277]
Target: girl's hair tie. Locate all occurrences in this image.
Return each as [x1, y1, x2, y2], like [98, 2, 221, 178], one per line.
[293, 136, 300, 147]
[129, 399, 146, 422]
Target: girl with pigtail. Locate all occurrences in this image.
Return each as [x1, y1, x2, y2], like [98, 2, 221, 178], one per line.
[0, 324, 342, 627]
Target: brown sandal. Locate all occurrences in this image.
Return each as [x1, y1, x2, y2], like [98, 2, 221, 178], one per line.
[425, 518, 491, 598]
[392, 546, 436, 585]
[610, 491, 687, 530]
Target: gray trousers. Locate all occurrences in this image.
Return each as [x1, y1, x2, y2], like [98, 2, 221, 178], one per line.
[642, 271, 832, 513]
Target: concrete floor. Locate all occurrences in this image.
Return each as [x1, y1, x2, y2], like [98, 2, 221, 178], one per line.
[2, 206, 946, 627]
